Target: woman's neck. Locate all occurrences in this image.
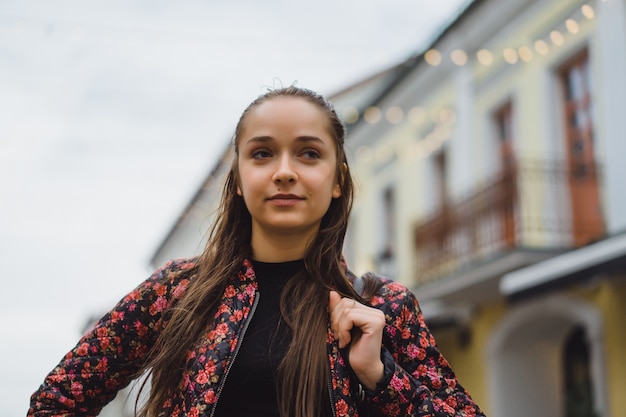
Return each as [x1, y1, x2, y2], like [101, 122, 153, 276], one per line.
[250, 228, 313, 262]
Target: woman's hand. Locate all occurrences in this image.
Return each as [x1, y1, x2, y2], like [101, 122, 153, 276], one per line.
[329, 291, 386, 390]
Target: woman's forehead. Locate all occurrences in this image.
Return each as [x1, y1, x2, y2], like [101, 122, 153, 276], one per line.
[248, 96, 326, 119]
[239, 97, 334, 141]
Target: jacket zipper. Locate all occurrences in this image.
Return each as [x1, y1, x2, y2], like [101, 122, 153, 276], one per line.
[208, 292, 260, 417]
[327, 363, 337, 417]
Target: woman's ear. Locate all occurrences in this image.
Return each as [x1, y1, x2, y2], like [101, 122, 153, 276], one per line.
[332, 183, 341, 198]
[237, 186, 242, 196]
[332, 163, 347, 198]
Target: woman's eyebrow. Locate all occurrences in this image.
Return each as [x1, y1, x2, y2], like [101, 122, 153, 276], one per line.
[245, 136, 325, 145]
[245, 136, 273, 145]
[296, 136, 325, 144]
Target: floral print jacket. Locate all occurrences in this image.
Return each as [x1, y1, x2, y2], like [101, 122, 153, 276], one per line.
[29, 258, 485, 417]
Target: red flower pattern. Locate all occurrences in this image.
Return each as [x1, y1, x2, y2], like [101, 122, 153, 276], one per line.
[28, 258, 485, 417]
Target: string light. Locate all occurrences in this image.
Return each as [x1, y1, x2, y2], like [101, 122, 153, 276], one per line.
[503, 47, 519, 64]
[534, 39, 549, 56]
[341, 0, 598, 143]
[386, 106, 404, 124]
[565, 18, 580, 34]
[363, 107, 382, 124]
[342, 106, 359, 124]
[518, 46, 533, 62]
[550, 30, 565, 46]
[451, 49, 468, 66]
[477, 49, 494, 66]
[581, 4, 595, 19]
[425, 49, 442, 66]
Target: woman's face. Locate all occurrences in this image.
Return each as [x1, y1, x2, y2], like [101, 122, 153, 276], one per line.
[236, 96, 342, 241]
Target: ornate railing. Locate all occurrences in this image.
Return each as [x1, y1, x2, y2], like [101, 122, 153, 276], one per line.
[413, 159, 604, 284]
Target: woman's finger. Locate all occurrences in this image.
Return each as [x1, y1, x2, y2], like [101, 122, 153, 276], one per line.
[329, 291, 356, 347]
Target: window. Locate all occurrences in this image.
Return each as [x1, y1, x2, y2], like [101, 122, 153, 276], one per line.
[381, 185, 395, 259]
[559, 49, 604, 246]
[434, 150, 447, 209]
[494, 101, 514, 169]
[493, 101, 516, 247]
[376, 184, 397, 278]
[563, 326, 595, 417]
[561, 50, 594, 174]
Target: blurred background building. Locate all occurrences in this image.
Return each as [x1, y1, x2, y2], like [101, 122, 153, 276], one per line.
[146, 0, 626, 416]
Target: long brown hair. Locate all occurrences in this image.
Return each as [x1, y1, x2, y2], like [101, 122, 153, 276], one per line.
[137, 86, 360, 417]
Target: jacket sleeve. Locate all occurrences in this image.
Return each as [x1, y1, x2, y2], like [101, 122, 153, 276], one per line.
[27, 259, 195, 417]
[364, 281, 486, 417]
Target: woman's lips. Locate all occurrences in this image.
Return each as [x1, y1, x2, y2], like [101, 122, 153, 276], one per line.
[267, 194, 303, 207]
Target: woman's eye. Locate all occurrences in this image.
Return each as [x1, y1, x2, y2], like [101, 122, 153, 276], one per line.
[302, 150, 321, 159]
[252, 150, 272, 159]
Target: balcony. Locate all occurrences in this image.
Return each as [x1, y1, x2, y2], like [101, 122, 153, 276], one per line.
[413, 159, 604, 287]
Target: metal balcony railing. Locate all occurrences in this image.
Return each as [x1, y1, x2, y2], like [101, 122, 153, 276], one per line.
[413, 159, 604, 285]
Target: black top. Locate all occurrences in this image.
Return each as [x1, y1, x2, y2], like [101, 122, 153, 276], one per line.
[213, 259, 303, 417]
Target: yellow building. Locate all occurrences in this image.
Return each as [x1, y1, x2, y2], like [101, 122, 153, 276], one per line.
[341, 0, 626, 416]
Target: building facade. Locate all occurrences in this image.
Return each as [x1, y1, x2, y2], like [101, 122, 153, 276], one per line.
[341, 0, 626, 416]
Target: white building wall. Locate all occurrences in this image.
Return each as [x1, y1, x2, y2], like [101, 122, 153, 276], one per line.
[449, 64, 475, 200]
[596, 0, 626, 234]
[350, 165, 378, 275]
[397, 125, 429, 286]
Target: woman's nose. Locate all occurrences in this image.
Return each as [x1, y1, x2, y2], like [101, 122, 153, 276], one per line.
[272, 154, 297, 183]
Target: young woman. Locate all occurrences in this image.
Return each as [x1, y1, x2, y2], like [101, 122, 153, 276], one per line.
[29, 86, 485, 417]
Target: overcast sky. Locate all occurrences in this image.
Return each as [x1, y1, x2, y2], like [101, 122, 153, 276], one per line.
[0, 1, 469, 415]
